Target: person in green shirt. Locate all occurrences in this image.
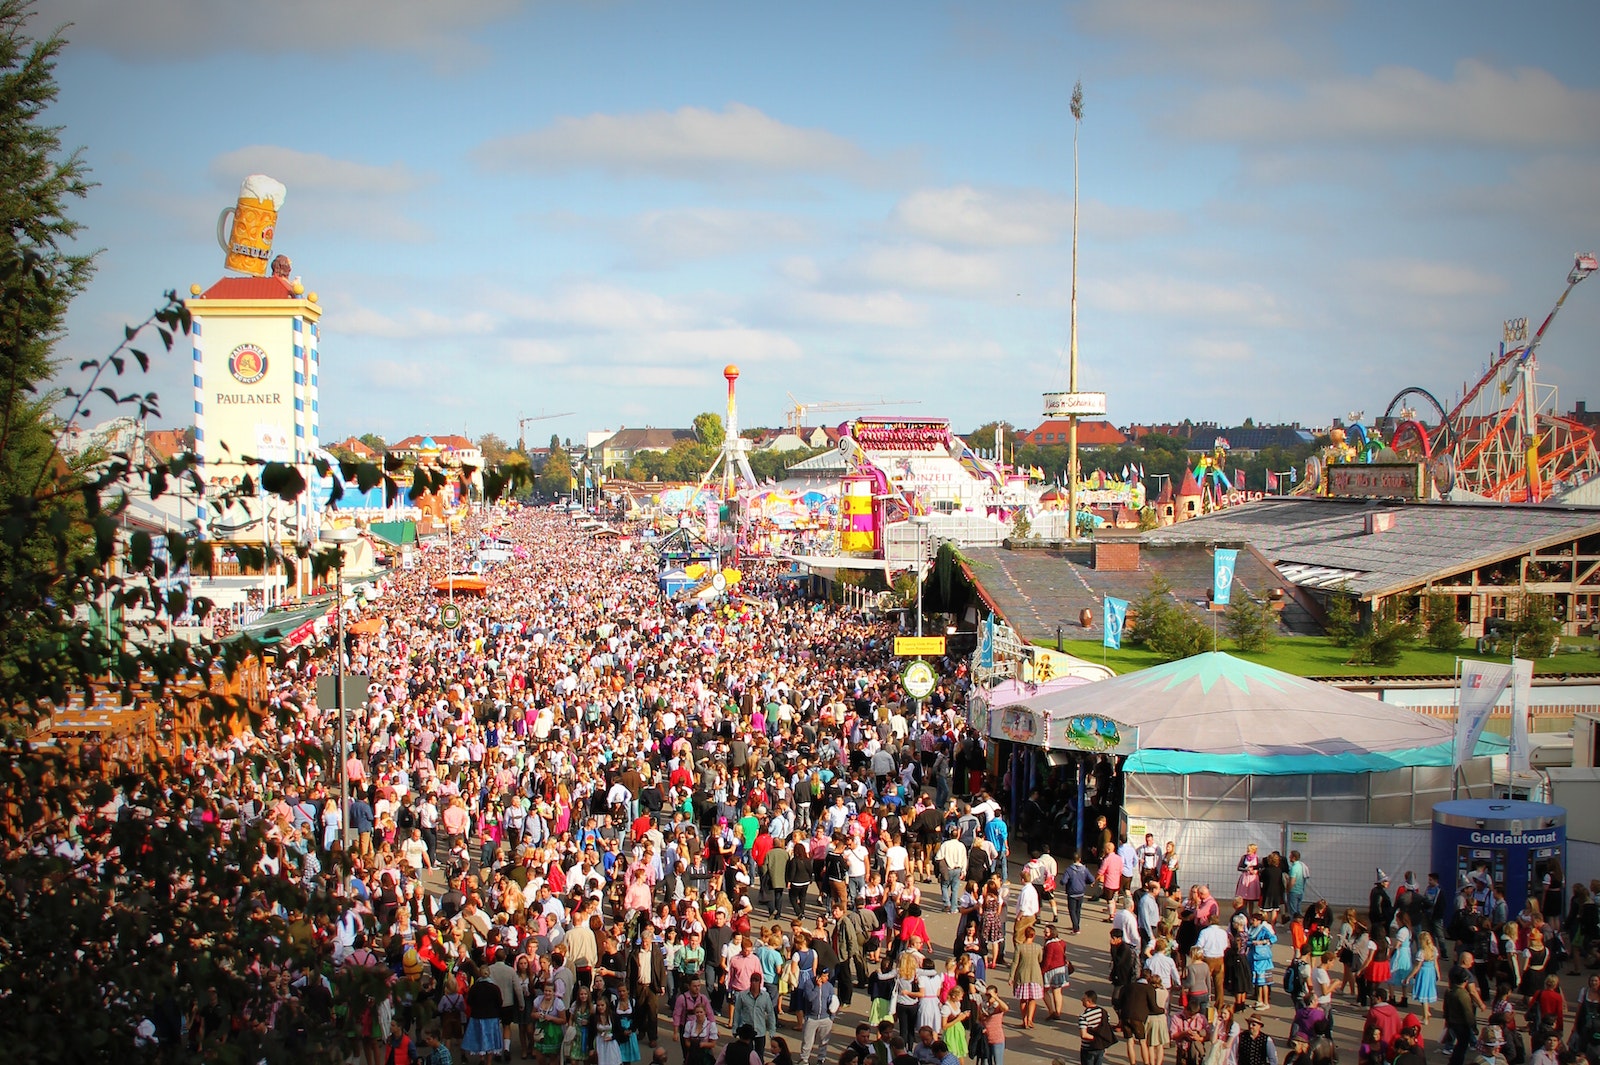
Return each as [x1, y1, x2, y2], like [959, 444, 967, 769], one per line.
[739, 809, 760, 858]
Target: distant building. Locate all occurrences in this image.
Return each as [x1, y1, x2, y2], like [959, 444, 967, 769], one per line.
[597, 427, 695, 472]
[1019, 419, 1128, 447]
[759, 425, 839, 452]
[1568, 400, 1599, 429]
[326, 435, 378, 460]
[1186, 424, 1314, 456]
[1125, 421, 1211, 442]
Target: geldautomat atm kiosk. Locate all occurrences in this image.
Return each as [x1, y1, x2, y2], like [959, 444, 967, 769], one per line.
[1431, 799, 1566, 916]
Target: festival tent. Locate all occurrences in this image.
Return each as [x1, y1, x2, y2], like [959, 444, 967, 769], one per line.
[1014, 651, 1505, 775]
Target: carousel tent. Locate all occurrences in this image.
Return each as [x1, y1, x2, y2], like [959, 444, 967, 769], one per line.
[1018, 651, 1506, 775]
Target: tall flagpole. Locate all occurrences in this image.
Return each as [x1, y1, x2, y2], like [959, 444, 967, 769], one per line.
[1067, 81, 1084, 543]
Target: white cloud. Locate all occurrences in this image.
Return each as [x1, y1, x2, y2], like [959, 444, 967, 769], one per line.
[1455, 155, 1600, 231]
[892, 186, 1183, 249]
[1185, 337, 1254, 363]
[782, 291, 928, 328]
[206, 147, 432, 245]
[336, 302, 496, 340]
[210, 147, 424, 196]
[1086, 274, 1297, 328]
[492, 283, 696, 332]
[1076, 0, 1312, 80]
[53, 0, 523, 59]
[1353, 259, 1505, 301]
[476, 103, 902, 183]
[1171, 60, 1600, 148]
[854, 243, 1007, 294]
[622, 207, 815, 265]
[893, 185, 1067, 247]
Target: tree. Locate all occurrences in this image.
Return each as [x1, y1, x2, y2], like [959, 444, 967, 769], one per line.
[1346, 599, 1421, 666]
[1323, 585, 1359, 646]
[1424, 592, 1463, 652]
[1129, 575, 1210, 660]
[357, 432, 386, 453]
[476, 430, 512, 464]
[1505, 593, 1561, 658]
[538, 444, 574, 498]
[1225, 593, 1277, 653]
[692, 411, 725, 448]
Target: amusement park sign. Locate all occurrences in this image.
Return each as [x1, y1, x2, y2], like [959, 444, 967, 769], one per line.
[1327, 463, 1426, 500]
[1042, 392, 1108, 417]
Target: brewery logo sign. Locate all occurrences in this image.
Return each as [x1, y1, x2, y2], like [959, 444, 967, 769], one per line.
[228, 343, 269, 385]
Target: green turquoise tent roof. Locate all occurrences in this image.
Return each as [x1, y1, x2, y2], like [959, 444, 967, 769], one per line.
[1015, 651, 1506, 775]
[369, 520, 416, 547]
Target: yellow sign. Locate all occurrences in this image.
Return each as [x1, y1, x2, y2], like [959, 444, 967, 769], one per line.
[894, 636, 947, 656]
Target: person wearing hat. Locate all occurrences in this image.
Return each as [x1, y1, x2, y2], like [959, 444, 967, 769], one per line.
[1371, 871, 1395, 933]
[1236, 1013, 1279, 1065]
[1473, 1025, 1508, 1065]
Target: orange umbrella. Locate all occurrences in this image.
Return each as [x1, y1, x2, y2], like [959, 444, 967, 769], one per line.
[348, 617, 383, 635]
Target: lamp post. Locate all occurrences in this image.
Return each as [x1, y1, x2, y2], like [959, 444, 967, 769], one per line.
[320, 524, 358, 844]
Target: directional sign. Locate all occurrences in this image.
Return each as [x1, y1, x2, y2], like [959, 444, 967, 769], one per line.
[440, 603, 463, 630]
[894, 636, 946, 656]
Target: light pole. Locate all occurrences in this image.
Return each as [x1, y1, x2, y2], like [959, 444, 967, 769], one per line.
[320, 524, 357, 845]
[1067, 80, 1084, 543]
[912, 514, 932, 639]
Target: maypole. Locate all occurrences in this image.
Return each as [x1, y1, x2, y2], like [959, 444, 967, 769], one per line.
[1068, 81, 1082, 542]
[1043, 80, 1106, 539]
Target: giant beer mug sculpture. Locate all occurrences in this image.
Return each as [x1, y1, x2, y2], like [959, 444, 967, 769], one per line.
[216, 174, 287, 276]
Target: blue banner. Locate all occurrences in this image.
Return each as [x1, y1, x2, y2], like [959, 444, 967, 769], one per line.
[978, 615, 995, 668]
[1103, 596, 1128, 649]
[1213, 548, 1238, 606]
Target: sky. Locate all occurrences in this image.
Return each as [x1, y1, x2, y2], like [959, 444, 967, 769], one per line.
[43, 0, 1600, 446]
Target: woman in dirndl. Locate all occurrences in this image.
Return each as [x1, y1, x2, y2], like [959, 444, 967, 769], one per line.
[1236, 844, 1263, 915]
[1008, 923, 1045, 1029]
[531, 981, 567, 1065]
[464, 971, 507, 1063]
[614, 987, 641, 1064]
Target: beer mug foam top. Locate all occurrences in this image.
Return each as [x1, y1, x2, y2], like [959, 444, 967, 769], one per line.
[217, 174, 287, 277]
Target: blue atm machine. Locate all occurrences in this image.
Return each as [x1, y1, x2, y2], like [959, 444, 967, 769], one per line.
[1431, 800, 1566, 917]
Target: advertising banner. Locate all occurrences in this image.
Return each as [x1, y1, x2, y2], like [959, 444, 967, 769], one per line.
[1213, 549, 1238, 606]
[1455, 659, 1514, 767]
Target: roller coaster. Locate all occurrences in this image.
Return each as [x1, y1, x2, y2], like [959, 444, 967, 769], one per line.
[1362, 253, 1598, 502]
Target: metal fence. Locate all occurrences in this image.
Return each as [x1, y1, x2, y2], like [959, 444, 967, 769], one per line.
[1126, 815, 1432, 909]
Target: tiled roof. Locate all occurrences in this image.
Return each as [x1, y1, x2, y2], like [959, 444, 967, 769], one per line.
[605, 428, 694, 450]
[1143, 497, 1600, 598]
[1188, 426, 1314, 451]
[143, 429, 190, 460]
[198, 276, 297, 300]
[962, 543, 1317, 643]
[1022, 420, 1127, 446]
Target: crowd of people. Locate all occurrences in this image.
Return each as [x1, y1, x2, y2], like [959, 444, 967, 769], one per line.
[45, 502, 1600, 1065]
[127, 506, 1078, 1064]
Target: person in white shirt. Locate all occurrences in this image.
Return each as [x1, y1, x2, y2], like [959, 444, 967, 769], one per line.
[1196, 918, 1230, 1005]
[1015, 867, 1042, 943]
[1112, 896, 1142, 956]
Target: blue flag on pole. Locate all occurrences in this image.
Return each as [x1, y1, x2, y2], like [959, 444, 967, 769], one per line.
[979, 615, 995, 669]
[1213, 548, 1238, 606]
[1103, 596, 1128, 649]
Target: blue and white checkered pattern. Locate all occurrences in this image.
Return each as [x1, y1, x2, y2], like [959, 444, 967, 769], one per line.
[309, 319, 319, 450]
[292, 316, 306, 458]
[192, 316, 208, 527]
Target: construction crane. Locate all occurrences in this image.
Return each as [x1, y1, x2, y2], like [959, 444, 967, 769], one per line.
[784, 393, 919, 432]
[517, 411, 574, 453]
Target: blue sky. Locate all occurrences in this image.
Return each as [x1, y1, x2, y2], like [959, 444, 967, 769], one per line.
[46, 0, 1600, 444]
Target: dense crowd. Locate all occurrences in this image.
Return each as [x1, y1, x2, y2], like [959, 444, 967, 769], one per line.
[39, 504, 1600, 1065]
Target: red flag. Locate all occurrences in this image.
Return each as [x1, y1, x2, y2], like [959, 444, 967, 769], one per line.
[1267, 470, 1279, 490]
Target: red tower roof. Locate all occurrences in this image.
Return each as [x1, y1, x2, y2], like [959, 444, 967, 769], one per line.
[1177, 469, 1203, 497]
[198, 276, 297, 299]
